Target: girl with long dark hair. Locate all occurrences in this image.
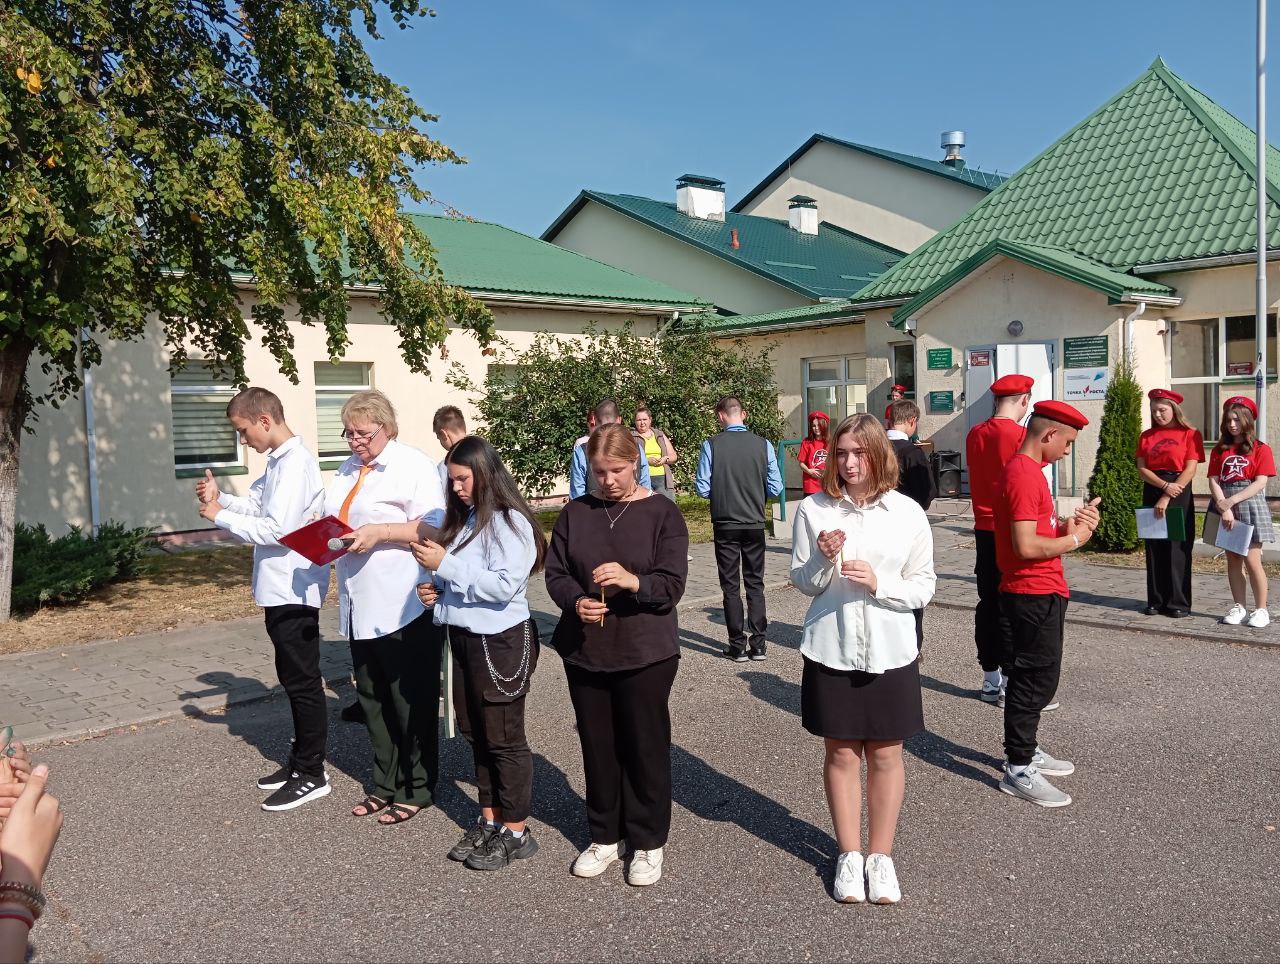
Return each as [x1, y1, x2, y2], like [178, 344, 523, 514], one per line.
[410, 435, 549, 870]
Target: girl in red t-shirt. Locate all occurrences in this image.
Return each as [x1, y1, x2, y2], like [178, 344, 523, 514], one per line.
[797, 412, 830, 496]
[1207, 397, 1275, 628]
[1134, 389, 1204, 618]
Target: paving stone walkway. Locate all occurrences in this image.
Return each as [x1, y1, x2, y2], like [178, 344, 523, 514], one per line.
[1, 510, 1272, 747]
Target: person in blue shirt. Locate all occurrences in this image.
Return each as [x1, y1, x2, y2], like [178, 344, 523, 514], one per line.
[569, 398, 651, 499]
[412, 435, 548, 872]
[696, 395, 784, 661]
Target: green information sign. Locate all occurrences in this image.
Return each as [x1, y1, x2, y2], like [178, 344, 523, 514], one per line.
[1063, 335, 1109, 369]
[928, 390, 955, 413]
[926, 347, 953, 370]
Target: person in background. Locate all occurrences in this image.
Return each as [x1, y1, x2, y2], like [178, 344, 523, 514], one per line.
[432, 405, 468, 489]
[883, 385, 907, 427]
[569, 398, 651, 499]
[634, 405, 678, 500]
[0, 763, 63, 964]
[414, 436, 548, 872]
[797, 411, 830, 498]
[887, 400, 936, 652]
[695, 396, 784, 662]
[789, 413, 935, 904]
[1134, 389, 1204, 619]
[994, 401, 1099, 809]
[964, 374, 1033, 707]
[545, 424, 689, 887]
[1207, 396, 1275, 628]
[196, 387, 331, 811]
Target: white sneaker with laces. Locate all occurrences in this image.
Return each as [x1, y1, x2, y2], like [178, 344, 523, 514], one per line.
[865, 853, 901, 904]
[1247, 608, 1271, 628]
[626, 847, 663, 886]
[572, 842, 621, 878]
[1223, 603, 1248, 625]
[833, 851, 865, 903]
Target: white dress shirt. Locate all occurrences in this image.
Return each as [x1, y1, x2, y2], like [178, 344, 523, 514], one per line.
[324, 439, 446, 639]
[431, 510, 537, 634]
[790, 488, 936, 673]
[214, 435, 329, 608]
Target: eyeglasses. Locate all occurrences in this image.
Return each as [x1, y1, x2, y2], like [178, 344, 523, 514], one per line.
[341, 426, 383, 444]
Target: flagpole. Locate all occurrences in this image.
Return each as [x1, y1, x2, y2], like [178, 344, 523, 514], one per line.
[1258, 0, 1269, 442]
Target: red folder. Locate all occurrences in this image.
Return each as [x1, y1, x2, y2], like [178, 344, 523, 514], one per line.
[280, 515, 354, 566]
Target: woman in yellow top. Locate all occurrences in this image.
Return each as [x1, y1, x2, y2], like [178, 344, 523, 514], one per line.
[633, 405, 678, 500]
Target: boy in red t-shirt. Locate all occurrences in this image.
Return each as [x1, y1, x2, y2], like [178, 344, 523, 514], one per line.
[994, 400, 1100, 809]
[964, 374, 1032, 703]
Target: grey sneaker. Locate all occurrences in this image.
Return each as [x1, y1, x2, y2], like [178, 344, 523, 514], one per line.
[979, 679, 1002, 704]
[1000, 764, 1072, 808]
[1030, 747, 1075, 776]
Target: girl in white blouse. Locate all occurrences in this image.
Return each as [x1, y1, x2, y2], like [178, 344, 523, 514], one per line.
[789, 413, 935, 906]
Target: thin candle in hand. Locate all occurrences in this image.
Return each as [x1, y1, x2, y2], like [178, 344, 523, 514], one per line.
[600, 587, 605, 626]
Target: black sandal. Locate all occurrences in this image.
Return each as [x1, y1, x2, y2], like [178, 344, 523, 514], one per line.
[351, 795, 389, 817]
[378, 803, 420, 825]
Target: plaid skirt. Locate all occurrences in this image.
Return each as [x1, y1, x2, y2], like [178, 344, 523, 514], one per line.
[1210, 481, 1275, 544]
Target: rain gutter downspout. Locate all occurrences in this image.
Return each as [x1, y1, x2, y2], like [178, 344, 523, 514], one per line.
[79, 328, 102, 536]
[1123, 301, 1147, 363]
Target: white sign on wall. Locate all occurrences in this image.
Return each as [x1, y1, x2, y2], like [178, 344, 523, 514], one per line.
[1063, 367, 1110, 401]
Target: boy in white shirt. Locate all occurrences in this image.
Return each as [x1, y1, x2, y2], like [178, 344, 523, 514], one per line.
[196, 387, 331, 812]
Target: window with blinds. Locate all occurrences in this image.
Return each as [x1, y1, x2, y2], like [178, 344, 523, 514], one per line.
[170, 361, 240, 467]
[315, 362, 372, 458]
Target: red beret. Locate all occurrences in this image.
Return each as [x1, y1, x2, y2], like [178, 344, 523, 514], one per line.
[809, 411, 830, 421]
[1223, 395, 1258, 418]
[1148, 388, 1184, 405]
[991, 374, 1034, 396]
[1033, 400, 1089, 430]
[891, 384, 907, 393]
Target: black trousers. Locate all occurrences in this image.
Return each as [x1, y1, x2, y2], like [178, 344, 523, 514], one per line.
[564, 655, 679, 851]
[449, 621, 538, 823]
[973, 530, 1013, 673]
[714, 527, 768, 652]
[264, 604, 326, 779]
[1001, 592, 1066, 766]
[351, 613, 442, 807]
[1143, 471, 1194, 612]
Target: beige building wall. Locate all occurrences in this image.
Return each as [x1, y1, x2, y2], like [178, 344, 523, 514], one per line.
[551, 200, 810, 315]
[736, 141, 989, 254]
[17, 294, 667, 535]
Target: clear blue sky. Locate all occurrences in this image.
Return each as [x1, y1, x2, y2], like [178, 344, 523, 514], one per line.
[368, 0, 1280, 237]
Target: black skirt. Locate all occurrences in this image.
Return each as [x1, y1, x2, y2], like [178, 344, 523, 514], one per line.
[801, 655, 924, 742]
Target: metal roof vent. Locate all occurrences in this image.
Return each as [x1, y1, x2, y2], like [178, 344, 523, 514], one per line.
[787, 195, 819, 235]
[941, 130, 966, 168]
[676, 174, 726, 221]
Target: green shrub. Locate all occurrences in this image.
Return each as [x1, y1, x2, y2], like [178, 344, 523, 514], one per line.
[1086, 357, 1143, 551]
[13, 521, 155, 610]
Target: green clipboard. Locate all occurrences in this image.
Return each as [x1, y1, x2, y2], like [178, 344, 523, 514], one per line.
[1163, 505, 1187, 541]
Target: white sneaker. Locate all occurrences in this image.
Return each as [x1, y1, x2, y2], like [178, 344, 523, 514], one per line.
[572, 842, 621, 878]
[1223, 604, 1248, 625]
[626, 847, 663, 886]
[1247, 608, 1271, 628]
[865, 853, 901, 904]
[833, 851, 865, 903]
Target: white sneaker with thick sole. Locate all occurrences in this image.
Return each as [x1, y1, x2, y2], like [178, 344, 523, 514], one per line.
[865, 853, 901, 904]
[626, 847, 663, 886]
[1223, 604, 1248, 625]
[1031, 746, 1075, 776]
[572, 842, 621, 878]
[833, 851, 865, 903]
[1247, 608, 1271, 628]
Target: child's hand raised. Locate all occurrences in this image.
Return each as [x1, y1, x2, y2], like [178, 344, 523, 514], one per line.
[194, 468, 220, 505]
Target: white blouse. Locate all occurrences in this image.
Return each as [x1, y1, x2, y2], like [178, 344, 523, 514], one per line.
[789, 489, 936, 673]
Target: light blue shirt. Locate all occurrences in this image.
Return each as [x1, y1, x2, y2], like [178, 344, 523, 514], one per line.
[569, 437, 653, 499]
[695, 424, 784, 499]
[432, 509, 537, 634]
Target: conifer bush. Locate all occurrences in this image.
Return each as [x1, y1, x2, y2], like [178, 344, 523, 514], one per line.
[13, 522, 154, 610]
[1085, 358, 1143, 550]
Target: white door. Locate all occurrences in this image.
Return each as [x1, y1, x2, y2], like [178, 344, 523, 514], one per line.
[964, 345, 997, 433]
[995, 342, 1056, 490]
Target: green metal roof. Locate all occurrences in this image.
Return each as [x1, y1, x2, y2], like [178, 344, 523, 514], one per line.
[853, 59, 1280, 319]
[732, 133, 1007, 212]
[678, 300, 863, 336]
[404, 214, 707, 308]
[541, 192, 905, 300]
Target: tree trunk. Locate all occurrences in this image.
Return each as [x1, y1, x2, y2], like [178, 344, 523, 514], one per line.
[0, 338, 34, 623]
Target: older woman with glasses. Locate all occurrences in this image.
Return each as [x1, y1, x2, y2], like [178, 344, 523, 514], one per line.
[326, 389, 447, 825]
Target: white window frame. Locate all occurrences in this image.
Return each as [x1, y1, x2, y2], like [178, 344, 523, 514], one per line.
[803, 355, 868, 423]
[1169, 314, 1276, 442]
[314, 362, 373, 459]
[169, 361, 243, 470]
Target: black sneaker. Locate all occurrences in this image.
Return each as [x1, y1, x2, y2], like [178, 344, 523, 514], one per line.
[464, 827, 539, 871]
[340, 700, 366, 724]
[723, 646, 749, 663]
[261, 773, 331, 812]
[257, 764, 293, 791]
[448, 818, 497, 862]
[748, 648, 767, 661]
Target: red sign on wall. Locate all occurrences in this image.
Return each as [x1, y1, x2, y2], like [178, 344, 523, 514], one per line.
[969, 350, 992, 367]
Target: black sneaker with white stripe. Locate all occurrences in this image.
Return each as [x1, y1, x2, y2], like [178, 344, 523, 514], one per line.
[261, 772, 331, 812]
[257, 764, 293, 791]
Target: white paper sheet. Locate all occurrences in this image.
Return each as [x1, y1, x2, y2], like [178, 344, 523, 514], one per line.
[1204, 513, 1256, 555]
[1135, 509, 1168, 539]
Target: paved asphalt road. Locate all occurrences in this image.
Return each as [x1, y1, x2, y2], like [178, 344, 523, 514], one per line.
[24, 587, 1280, 962]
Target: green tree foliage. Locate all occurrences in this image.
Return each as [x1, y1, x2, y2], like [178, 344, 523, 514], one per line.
[13, 520, 152, 610]
[0, 1, 493, 619]
[1086, 357, 1143, 550]
[448, 322, 784, 497]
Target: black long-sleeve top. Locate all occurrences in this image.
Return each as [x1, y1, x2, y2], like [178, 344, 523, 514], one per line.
[544, 493, 690, 671]
[892, 437, 936, 512]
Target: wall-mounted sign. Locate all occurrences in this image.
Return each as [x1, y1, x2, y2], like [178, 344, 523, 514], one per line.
[928, 390, 955, 413]
[1227, 361, 1254, 376]
[926, 347, 954, 370]
[968, 350, 991, 368]
[1063, 367, 1111, 400]
[1063, 335, 1109, 369]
